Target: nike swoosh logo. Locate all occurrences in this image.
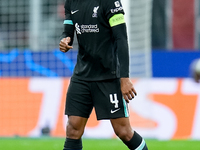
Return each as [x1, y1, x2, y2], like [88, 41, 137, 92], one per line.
[111, 108, 120, 114]
[71, 10, 79, 14]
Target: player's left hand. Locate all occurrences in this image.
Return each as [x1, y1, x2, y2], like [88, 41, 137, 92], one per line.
[120, 78, 137, 103]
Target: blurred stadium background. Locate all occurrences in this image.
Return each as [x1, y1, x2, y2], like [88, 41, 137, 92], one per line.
[1, 0, 200, 144]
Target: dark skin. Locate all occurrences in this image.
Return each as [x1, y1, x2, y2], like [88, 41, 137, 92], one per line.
[59, 37, 73, 53]
[59, 37, 137, 142]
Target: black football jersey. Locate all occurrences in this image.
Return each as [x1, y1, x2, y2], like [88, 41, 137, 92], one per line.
[63, 0, 129, 81]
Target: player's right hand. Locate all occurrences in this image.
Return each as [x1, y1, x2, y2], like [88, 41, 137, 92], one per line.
[59, 37, 73, 53]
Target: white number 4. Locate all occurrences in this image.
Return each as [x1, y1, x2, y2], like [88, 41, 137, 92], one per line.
[109, 94, 119, 108]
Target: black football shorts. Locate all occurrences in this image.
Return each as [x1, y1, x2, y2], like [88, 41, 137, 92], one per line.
[65, 78, 129, 120]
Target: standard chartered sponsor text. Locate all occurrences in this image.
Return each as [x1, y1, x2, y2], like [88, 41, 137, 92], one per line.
[81, 24, 99, 33]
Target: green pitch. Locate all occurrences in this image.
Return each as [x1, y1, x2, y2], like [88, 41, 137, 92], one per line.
[0, 138, 200, 150]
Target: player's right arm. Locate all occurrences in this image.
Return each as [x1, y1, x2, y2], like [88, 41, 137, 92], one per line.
[59, 0, 75, 53]
[59, 37, 73, 53]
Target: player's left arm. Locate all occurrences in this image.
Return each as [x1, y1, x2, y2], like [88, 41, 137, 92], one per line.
[109, 14, 137, 102]
[109, 14, 129, 77]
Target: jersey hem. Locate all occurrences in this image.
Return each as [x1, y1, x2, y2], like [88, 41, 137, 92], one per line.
[71, 75, 119, 82]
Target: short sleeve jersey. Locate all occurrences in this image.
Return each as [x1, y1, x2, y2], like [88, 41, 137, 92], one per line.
[64, 0, 126, 81]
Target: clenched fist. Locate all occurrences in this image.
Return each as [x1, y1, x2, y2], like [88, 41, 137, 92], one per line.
[59, 37, 73, 53]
